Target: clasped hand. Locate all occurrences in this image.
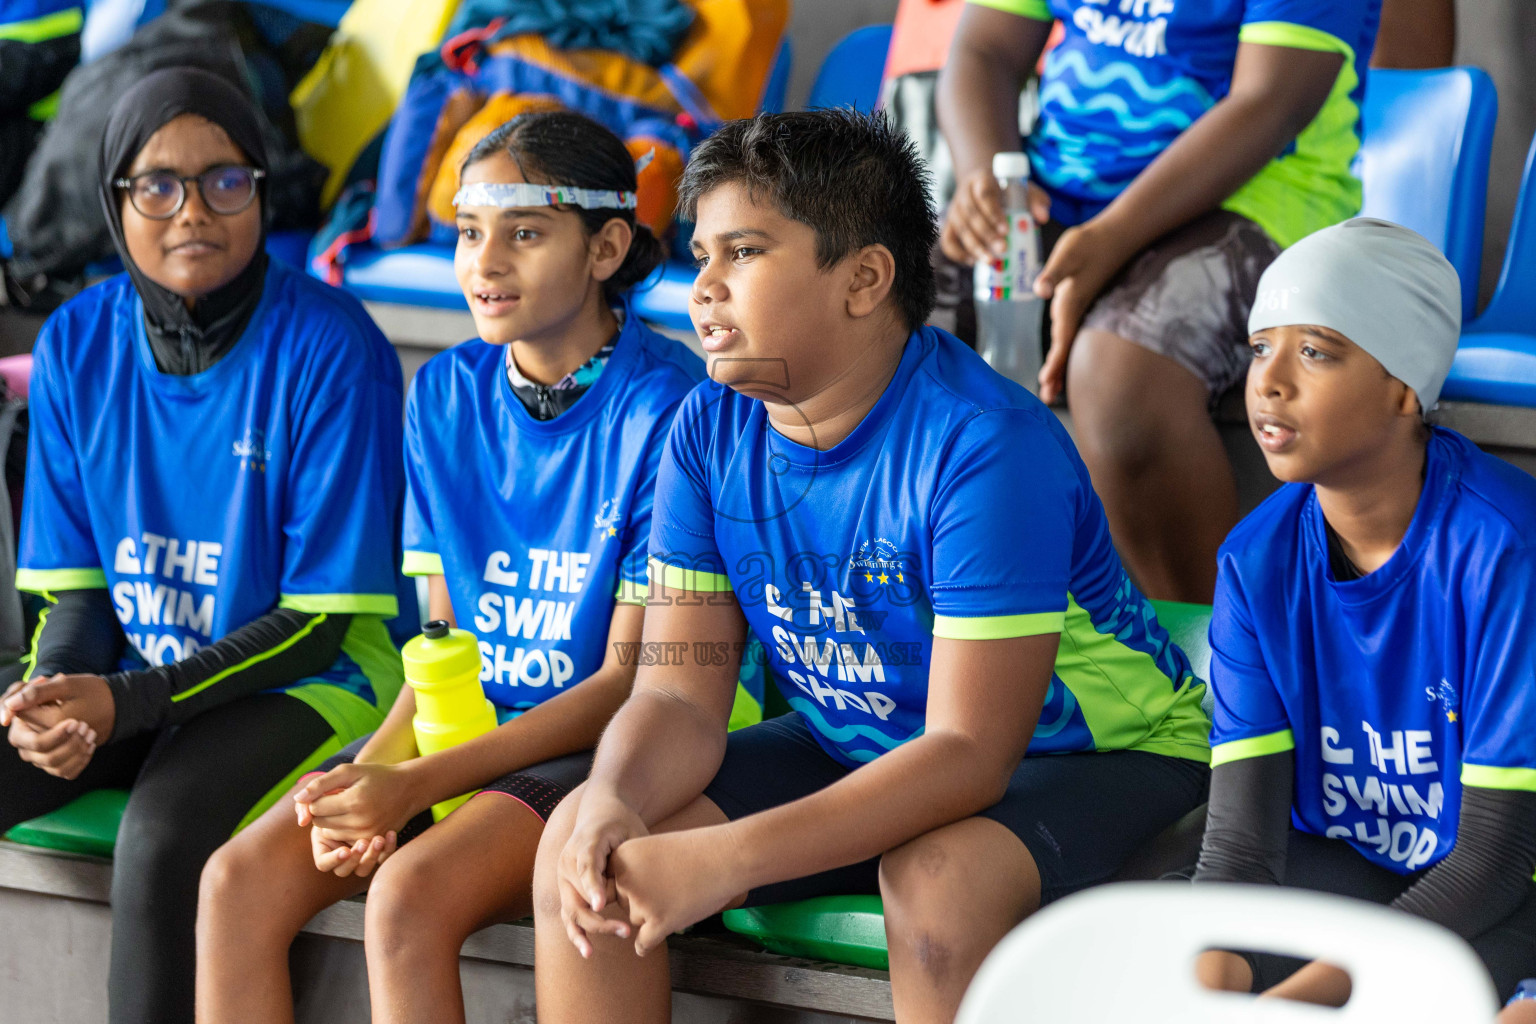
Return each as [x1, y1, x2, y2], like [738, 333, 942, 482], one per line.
[1, 674, 115, 780]
[293, 761, 420, 879]
[556, 793, 746, 959]
[940, 167, 1132, 403]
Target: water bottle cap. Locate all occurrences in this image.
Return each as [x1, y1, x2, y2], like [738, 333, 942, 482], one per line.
[992, 151, 1030, 180]
[402, 623, 480, 683]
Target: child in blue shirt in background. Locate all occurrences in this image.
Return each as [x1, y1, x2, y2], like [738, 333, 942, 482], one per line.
[197, 112, 705, 1024]
[1193, 219, 1536, 1020]
[533, 108, 1210, 1024]
[938, 0, 1379, 604]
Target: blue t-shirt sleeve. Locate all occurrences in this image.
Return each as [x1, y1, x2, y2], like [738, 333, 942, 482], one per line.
[278, 366, 401, 617]
[1208, 551, 1295, 765]
[16, 321, 106, 593]
[1240, 0, 1373, 52]
[1459, 546, 1536, 789]
[928, 410, 1076, 639]
[400, 377, 442, 577]
[646, 392, 730, 593]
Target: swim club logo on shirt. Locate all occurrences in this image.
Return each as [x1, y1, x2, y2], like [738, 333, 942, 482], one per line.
[471, 548, 590, 690]
[110, 532, 221, 665]
[1317, 722, 1446, 870]
[232, 429, 272, 473]
[1428, 678, 1460, 723]
[1072, 0, 1175, 58]
[764, 578, 898, 724]
[851, 538, 906, 587]
[593, 499, 621, 539]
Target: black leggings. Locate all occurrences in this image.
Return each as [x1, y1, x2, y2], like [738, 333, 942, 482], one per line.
[1249, 829, 1536, 1000]
[0, 692, 335, 1024]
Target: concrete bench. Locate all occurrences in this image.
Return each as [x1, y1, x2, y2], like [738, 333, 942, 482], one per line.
[0, 840, 894, 1024]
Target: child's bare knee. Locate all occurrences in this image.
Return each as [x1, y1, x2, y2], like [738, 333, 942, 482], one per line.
[199, 833, 262, 907]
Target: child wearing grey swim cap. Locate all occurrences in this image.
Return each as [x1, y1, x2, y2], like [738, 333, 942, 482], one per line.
[1192, 217, 1536, 1020]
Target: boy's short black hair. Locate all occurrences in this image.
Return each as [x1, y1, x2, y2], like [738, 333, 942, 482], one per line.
[679, 109, 938, 331]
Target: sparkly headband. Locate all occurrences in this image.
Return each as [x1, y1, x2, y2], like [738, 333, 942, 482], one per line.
[452, 181, 638, 211]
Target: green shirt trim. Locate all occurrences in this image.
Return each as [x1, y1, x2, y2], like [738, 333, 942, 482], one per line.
[1054, 593, 1211, 763]
[27, 91, 61, 122]
[932, 611, 1065, 640]
[647, 557, 734, 593]
[0, 7, 83, 43]
[1461, 764, 1536, 793]
[339, 615, 405, 711]
[1222, 23, 1361, 247]
[16, 567, 108, 593]
[402, 550, 444, 577]
[172, 612, 331, 704]
[279, 593, 400, 617]
[966, 0, 1052, 21]
[615, 579, 649, 606]
[1211, 729, 1297, 767]
[1238, 20, 1353, 55]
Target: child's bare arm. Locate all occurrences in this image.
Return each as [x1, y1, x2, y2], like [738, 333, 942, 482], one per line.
[609, 631, 1059, 952]
[1034, 41, 1346, 399]
[936, 6, 1055, 264]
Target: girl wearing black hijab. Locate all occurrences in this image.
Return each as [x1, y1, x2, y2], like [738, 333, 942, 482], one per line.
[0, 67, 411, 1023]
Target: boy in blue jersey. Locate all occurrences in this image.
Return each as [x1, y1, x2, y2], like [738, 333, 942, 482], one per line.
[1193, 219, 1536, 1016]
[533, 109, 1210, 1024]
[937, 0, 1379, 604]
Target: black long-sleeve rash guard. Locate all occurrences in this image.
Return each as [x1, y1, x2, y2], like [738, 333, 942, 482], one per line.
[1195, 749, 1536, 940]
[27, 588, 350, 743]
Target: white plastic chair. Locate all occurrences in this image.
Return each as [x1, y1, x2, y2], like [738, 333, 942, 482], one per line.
[956, 882, 1498, 1023]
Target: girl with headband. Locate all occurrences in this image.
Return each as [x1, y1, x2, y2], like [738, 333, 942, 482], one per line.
[0, 67, 412, 1022]
[198, 110, 704, 1023]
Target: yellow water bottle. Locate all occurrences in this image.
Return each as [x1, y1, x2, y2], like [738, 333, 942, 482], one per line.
[402, 620, 498, 820]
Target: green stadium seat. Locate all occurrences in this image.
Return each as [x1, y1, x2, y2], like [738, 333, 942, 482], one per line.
[1148, 598, 1212, 681]
[722, 600, 1214, 969]
[722, 895, 889, 969]
[4, 788, 129, 858]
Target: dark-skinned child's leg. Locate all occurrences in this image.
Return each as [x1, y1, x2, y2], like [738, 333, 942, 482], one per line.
[532, 783, 734, 1024]
[880, 816, 1042, 1024]
[1067, 329, 1237, 603]
[362, 793, 543, 1024]
[196, 782, 374, 1024]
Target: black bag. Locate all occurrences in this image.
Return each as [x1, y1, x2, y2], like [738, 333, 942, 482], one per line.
[1, 1, 326, 280]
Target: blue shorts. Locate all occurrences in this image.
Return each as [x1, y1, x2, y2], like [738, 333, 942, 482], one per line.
[703, 713, 1209, 907]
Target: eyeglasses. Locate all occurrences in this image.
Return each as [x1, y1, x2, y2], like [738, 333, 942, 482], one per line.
[113, 165, 265, 220]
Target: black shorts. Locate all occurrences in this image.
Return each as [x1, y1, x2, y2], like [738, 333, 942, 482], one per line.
[703, 713, 1209, 907]
[307, 735, 593, 845]
[1244, 830, 1536, 1001]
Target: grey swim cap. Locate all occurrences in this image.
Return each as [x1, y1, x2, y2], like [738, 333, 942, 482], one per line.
[1248, 218, 1461, 411]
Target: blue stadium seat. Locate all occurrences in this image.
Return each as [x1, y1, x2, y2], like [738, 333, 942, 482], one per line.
[82, 0, 349, 62]
[333, 36, 795, 328]
[1441, 133, 1536, 408]
[806, 24, 892, 113]
[1356, 67, 1497, 321]
[760, 37, 793, 115]
[332, 242, 461, 309]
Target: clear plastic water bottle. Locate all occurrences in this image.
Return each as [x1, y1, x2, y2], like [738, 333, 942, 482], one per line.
[974, 151, 1046, 393]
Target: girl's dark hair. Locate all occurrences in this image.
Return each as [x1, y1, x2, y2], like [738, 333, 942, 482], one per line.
[461, 111, 663, 303]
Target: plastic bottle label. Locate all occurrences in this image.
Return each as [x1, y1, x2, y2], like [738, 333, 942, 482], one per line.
[975, 212, 1042, 302]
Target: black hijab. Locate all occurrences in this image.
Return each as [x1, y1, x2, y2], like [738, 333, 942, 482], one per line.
[99, 68, 270, 375]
